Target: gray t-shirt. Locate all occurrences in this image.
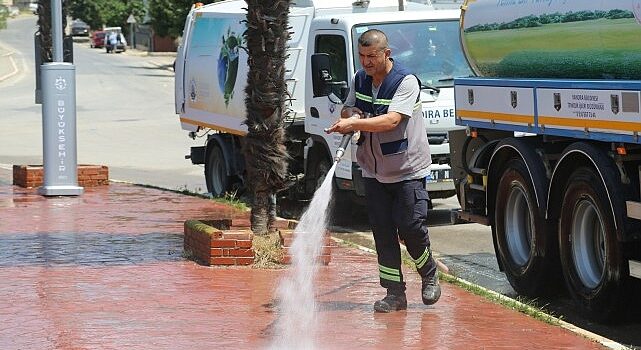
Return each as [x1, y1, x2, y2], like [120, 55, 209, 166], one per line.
[345, 75, 418, 118]
[345, 74, 429, 181]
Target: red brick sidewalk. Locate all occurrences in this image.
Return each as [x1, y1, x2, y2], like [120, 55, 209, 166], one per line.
[0, 178, 608, 349]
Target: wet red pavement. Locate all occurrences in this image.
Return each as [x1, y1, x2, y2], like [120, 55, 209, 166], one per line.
[0, 174, 608, 349]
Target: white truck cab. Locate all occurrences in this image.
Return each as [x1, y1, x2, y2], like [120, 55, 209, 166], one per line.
[174, 0, 471, 202]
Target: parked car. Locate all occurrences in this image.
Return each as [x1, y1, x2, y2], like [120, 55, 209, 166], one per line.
[71, 19, 90, 36]
[90, 31, 106, 48]
[29, 2, 38, 14]
[8, 6, 19, 18]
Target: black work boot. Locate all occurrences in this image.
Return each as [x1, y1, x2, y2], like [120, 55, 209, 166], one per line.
[373, 291, 407, 313]
[422, 272, 441, 305]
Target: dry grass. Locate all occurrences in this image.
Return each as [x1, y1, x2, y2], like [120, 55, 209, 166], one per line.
[252, 231, 285, 269]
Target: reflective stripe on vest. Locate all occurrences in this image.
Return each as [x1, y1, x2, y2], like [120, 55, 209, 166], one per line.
[355, 91, 394, 107]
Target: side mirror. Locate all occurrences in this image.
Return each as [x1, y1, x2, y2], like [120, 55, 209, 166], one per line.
[311, 53, 332, 97]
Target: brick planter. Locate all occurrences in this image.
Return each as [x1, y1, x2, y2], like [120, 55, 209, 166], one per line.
[279, 229, 333, 265]
[13, 164, 109, 188]
[184, 217, 334, 267]
[184, 219, 254, 266]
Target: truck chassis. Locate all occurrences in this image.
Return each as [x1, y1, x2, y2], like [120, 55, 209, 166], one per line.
[452, 77, 641, 322]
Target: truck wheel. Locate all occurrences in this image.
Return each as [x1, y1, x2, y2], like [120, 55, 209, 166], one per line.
[306, 148, 351, 224]
[559, 167, 627, 322]
[306, 148, 333, 197]
[205, 144, 231, 197]
[494, 158, 556, 297]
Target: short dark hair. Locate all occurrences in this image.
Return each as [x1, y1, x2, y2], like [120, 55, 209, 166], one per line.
[358, 29, 388, 50]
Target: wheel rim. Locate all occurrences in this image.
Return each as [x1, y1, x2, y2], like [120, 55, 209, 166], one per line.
[504, 185, 532, 267]
[211, 151, 226, 196]
[571, 199, 605, 289]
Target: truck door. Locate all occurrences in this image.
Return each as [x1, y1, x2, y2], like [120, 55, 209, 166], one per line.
[175, 12, 195, 115]
[306, 31, 353, 181]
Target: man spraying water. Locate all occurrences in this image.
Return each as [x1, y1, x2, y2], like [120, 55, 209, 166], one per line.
[326, 29, 440, 312]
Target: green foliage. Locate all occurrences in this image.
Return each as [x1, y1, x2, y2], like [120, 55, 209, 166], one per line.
[0, 6, 7, 30]
[67, 0, 145, 34]
[466, 10, 634, 32]
[67, 0, 224, 38]
[212, 191, 250, 211]
[68, 0, 102, 29]
[147, 0, 217, 38]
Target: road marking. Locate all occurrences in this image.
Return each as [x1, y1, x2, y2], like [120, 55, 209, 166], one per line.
[0, 53, 19, 82]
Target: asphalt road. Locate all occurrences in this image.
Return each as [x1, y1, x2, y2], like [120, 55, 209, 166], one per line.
[0, 16, 206, 192]
[2, 14, 641, 349]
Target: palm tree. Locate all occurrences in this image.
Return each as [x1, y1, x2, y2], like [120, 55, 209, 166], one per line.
[37, 0, 69, 63]
[243, 0, 291, 234]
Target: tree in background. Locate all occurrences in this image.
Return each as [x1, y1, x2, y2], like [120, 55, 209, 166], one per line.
[67, 0, 144, 35]
[68, 0, 102, 30]
[243, 0, 291, 234]
[98, 0, 145, 33]
[67, 0, 212, 38]
[147, 0, 217, 38]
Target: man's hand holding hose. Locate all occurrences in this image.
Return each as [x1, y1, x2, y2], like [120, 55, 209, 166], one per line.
[324, 107, 363, 162]
[325, 106, 364, 135]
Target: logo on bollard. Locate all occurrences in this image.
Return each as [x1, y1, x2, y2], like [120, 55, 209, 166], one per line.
[55, 76, 67, 91]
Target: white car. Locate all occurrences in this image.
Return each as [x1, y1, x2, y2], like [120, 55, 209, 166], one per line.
[8, 6, 19, 17]
[29, 2, 38, 14]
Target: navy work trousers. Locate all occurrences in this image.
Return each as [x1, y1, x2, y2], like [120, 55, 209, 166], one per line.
[364, 177, 436, 294]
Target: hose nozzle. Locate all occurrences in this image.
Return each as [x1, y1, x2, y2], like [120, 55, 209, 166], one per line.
[334, 132, 354, 163]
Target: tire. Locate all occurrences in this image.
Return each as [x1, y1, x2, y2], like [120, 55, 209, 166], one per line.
[306, 148, 333, 198]
[205, 144, 231, 197]
[494, 158, 558, 297]
[559, 167, 627, 322]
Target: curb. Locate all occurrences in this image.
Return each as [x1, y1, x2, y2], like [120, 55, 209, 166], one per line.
[330, 235, 630, 350]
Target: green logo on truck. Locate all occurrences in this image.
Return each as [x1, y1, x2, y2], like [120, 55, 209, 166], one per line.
[218, 27, 244, 106]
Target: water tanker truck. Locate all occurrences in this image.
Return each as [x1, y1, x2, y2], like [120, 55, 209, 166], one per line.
[451, 0, 641, 321]
[174, 0, 473, 208]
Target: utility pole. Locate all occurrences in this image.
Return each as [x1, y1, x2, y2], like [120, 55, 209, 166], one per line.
[39, 0, 83, 196]
[126, 14, 137, 48]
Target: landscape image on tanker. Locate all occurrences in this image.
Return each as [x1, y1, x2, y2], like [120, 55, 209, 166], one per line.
[462, 0, 641, 79]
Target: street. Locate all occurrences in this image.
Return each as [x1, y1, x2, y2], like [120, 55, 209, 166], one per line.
[0, 16, 206, 192]
[2, 14, 641, 349]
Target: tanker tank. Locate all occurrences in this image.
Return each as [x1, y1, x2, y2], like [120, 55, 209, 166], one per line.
[460, 0, 641, 79]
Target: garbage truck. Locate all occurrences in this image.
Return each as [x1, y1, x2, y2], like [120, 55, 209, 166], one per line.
[174, 0, 473, 206]
[451, 0, 641, 321]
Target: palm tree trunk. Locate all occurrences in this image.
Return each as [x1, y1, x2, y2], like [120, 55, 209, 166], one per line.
[243, 0, 291, 235]
[37, 0, 68, 63]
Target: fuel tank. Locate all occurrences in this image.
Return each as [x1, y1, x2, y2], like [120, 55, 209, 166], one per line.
[460, 0, 641, 79]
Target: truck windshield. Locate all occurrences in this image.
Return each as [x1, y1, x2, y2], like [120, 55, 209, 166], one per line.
[352, 20, 473, 87]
